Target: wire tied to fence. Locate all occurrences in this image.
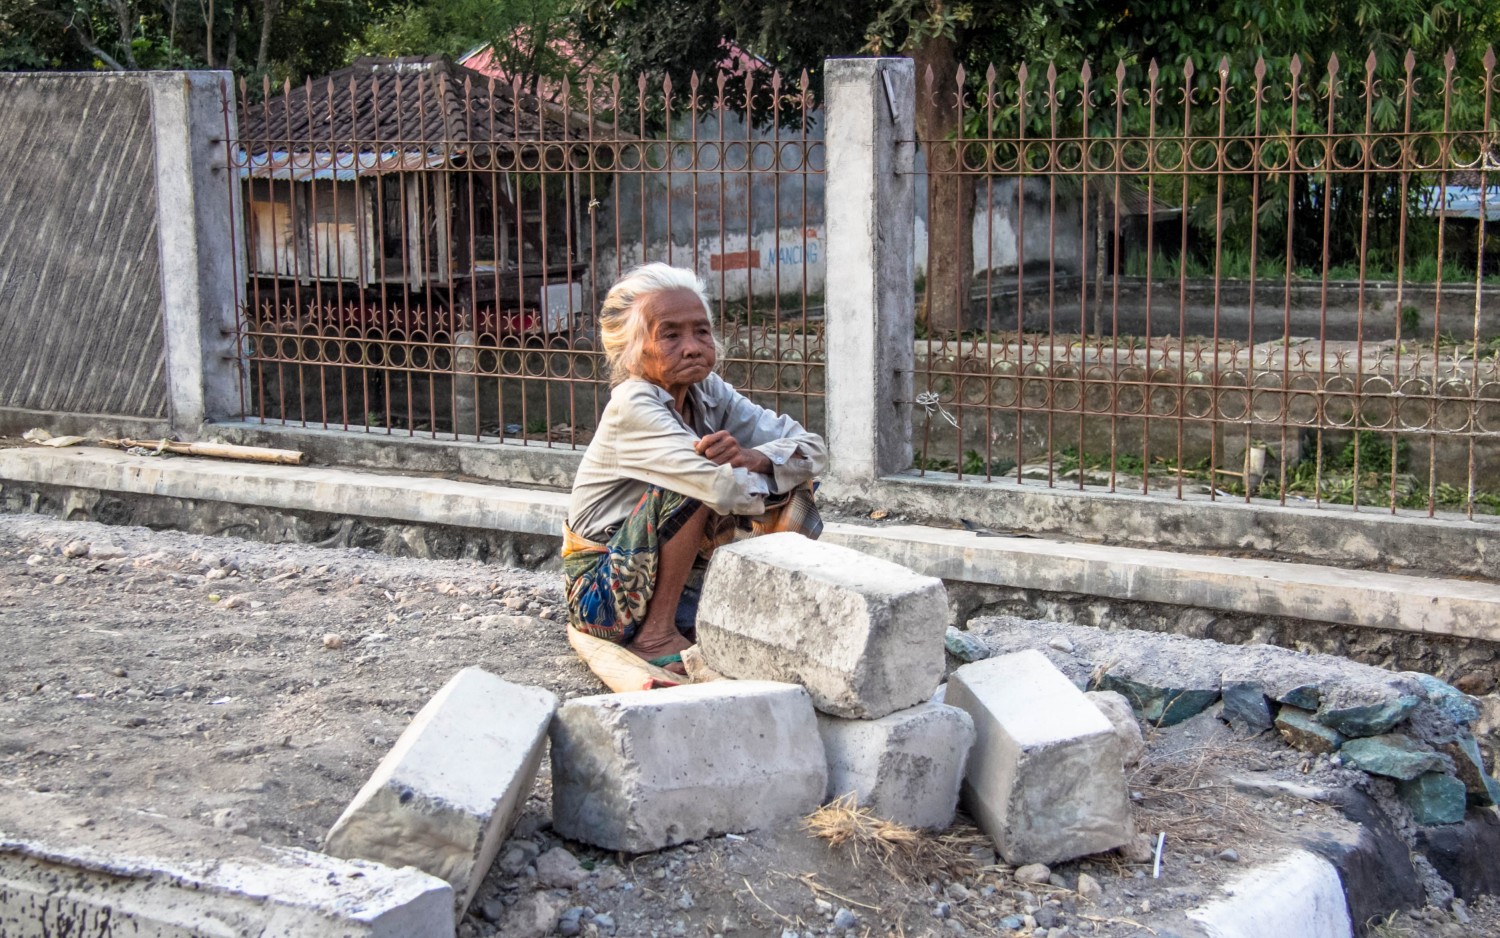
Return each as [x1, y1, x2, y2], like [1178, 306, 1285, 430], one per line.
[914, 391, 959, 428]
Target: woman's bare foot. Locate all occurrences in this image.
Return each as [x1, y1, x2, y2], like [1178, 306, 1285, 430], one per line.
[625, 627, 692, 674]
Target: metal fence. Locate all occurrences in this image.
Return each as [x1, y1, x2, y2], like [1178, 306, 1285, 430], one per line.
[913, 51, 1500, 518]
[223, 58, 825, 447]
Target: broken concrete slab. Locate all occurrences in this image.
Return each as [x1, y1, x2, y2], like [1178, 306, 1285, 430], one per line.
[324, 667, 558, 912]
[1085, 690, 1146, 768]
[947, 650, 1132, 865]
[0, 792, 454, 937]
[550, 680, 826, 853]
[1185, 849, 1353, 938]
[817, 701, 976, 830]
[1398, 772, 1468, 825]
[1304, 788, 1427, 931]
[1275, 707, 1344, 755]
[1339, 735, 1453, 781]
[697, 533, 947, 719]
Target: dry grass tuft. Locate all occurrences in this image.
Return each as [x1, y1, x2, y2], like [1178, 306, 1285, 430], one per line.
[802, 794, 988, 883]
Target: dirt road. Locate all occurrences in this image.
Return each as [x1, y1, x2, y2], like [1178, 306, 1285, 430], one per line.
[1, 513, 1488, 937]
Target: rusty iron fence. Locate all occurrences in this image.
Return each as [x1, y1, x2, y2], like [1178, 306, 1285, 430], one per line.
[912, 51, 1500, 518]
[222, 58, 825, 447]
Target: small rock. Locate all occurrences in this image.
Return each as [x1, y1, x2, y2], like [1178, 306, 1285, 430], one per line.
[1015, 863, 1051, 884]
[592, 865, 625, 890]
[321, 633, 344, 649]
[1047, 636, 1075, 653]
[222, 595, 247, 610]
[1221, 681, 1275, 734]
[999, 915, 1024, 930]
[556, 906, 585, 936]
[833, 908, 858, 930]
[499, 892, 568, 938]
[1075, 873, 1102, 901]
[535, 846, 588, 889]
[1119, 834, 1155, 863]
[51, 574, 67, 585]
[62, 540, 90, 558]
[1218, 848, 1240, 863]
[589, 914, 615, 937]
[111, 667, 127, 678]
[944, 627, 991, 663]
[89, 543, 125, 560]
[931, 901, 951, 919]
[945, 882, 970, 902]
[480, 899, 504, 924]
[675, 888, 695, 910]
[205, 567, 230, 581]
[1316, 694, 1422, 738]
[25, 554, 45, 565]
[1033, 906, 1061, 929]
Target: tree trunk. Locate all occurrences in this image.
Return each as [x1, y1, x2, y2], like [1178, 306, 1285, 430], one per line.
[910, 31, 975, 336]
[256, 0, 277, 74]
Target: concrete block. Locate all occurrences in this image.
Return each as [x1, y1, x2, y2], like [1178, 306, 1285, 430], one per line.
[698, 533, 947, 719]
[817, 702, 976, 829]
[1186, 849, 1353, 938]
[325, 667, 558, 912]
[947, 650, 1133, 865]
[1085, 690, 1146, 768]
[0, 794, 453, 937]
[550, 680, 826, 853]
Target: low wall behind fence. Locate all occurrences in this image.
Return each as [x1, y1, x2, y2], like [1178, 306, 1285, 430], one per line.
[0, 71, 240, 439]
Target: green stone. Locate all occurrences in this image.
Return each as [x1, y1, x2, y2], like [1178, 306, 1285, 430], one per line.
[1095, 673, 1219, 728]
[1316, 694, 1421, 738]
[1276, 683, 1324, 711]
[944, 627, 990, 663]
[1275, 707, 1344, 754]
[1414, 674, 1481, 725]
[1437, 734, 1500, 807]
[1397, 772, 1468, 825]
[1340, 735, 1452, 781]
[1222, 681, 1273, 734]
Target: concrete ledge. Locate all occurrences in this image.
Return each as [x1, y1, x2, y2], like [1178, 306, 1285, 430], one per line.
[822, 472, 1499, 580]
[0, 793, 454, 937]
[821, 522, 1500, 644]
[0, 445, 567, 538]
[3, 446, 1498, 645]
[207, 420, 584, 491]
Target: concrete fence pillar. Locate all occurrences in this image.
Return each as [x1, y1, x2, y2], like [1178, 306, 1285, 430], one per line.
[823, 57, 916, 490]
[148, 71, 244, 435]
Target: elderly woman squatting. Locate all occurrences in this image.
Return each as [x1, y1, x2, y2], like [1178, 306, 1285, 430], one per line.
[564, 264, 827, 669]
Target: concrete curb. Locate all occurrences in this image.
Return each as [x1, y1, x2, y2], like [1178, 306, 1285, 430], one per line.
[1183, 849, 1354, 938]
[2, 446, 1498, 645]
[0, 793, 454, 937]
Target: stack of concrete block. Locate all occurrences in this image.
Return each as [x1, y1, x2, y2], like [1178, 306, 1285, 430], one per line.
[550, 681, 827, 852]
[325, 667, 558, 912]
[698, 534, 974, 829]
[947, 650, 1134, 864]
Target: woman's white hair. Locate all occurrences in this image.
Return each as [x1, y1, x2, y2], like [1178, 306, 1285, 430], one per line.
[598, 263, 719, 386]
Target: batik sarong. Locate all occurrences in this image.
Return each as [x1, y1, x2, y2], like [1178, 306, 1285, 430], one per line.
[563, 482, 821, 645]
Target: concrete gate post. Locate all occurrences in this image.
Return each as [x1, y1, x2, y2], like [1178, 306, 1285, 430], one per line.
[148, 71, 244, 436]
[823, 57, 917, 491]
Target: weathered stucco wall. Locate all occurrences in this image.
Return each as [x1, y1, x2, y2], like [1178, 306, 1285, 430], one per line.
[0, 74, 168, 427]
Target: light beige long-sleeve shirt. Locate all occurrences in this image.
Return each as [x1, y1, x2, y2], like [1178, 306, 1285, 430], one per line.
[567, 373, 827, 542]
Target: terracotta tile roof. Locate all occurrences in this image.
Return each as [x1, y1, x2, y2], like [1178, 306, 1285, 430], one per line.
[237, 56, 599, 154]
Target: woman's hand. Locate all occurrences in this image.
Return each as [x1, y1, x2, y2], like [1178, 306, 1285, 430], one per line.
[695, 430, 773, 474]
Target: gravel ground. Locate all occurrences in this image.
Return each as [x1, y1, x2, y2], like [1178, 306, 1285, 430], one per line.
[1, 512, 1494, 937]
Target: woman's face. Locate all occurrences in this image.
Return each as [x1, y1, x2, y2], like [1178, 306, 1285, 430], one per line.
[637, 288, 715, 394]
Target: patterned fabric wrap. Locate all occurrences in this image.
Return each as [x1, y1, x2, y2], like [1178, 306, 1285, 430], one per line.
[563, 482, 821, 644]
